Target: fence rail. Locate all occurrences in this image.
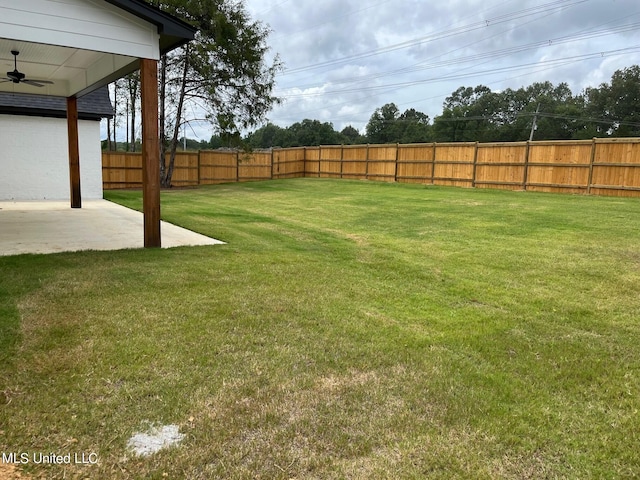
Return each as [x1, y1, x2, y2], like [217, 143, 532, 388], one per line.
[102, 138, 640, 198]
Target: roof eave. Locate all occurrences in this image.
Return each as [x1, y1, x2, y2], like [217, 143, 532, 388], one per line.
[0, 108, 109, 121]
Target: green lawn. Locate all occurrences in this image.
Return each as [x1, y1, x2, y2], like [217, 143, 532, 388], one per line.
[1, 178, 639, 479]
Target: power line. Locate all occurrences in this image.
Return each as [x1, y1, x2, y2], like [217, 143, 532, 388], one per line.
[271, 4, 639, 118]
[263, 56, 627, 130]
[433, 111, 640, 128]
[275, 47, 640, 99]
[254, 0, 640, 131]
[268, 0, 396, 43]
[269, 19, 612, 124]
[254, 0, 292, 17]
[266, 51, 640, 130]
[275, 21, 640, 93]
[278, 0, 590, 76]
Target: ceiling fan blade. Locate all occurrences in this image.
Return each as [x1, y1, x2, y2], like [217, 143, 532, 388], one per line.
[22, 79, 55, 87]
[22, 80, 46, 87]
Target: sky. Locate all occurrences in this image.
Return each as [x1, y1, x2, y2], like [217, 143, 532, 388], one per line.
[238, 0, 640, 136]
[106, 0, 640, 142]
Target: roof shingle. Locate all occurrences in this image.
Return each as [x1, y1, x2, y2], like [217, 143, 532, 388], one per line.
[0, 87, 114, 120]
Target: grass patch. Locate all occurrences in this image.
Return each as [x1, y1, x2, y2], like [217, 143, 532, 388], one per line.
[1, 178, 640, 478]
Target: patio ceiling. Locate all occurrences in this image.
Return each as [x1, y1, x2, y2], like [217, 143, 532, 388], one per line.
[0, 39, 137, 97]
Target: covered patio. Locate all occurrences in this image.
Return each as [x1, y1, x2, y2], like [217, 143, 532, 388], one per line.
[0, 0, 200, 253]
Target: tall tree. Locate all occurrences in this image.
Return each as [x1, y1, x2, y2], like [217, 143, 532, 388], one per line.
[588, 65, 640, 137]
[287, 119, 343, 146]
[366, 103, 400, 144]
[125, 72, 140, 152]
[433, 82, 588, 142]
[396, 108, 431, 143]
[366, 103, 432, 144]
[340, 125, 365, 144]
[147, 0, 282, 186]
[432, 85, 498, 142]
[246, 123, 291, 148]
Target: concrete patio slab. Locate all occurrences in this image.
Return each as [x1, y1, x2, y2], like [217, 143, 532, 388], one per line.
[0, 199, 225, 256]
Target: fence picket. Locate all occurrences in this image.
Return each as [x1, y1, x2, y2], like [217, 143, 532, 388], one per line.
[102, 138, 640, 197]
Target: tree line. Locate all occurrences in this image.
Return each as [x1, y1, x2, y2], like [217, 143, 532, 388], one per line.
[243, 65, 640, 148]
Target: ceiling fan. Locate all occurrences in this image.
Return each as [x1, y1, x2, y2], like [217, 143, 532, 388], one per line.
[1, 50, 54, 87]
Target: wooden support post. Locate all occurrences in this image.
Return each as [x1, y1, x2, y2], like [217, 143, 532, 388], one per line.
[140, 58, 161, 248]
[66, 96, 81, 208]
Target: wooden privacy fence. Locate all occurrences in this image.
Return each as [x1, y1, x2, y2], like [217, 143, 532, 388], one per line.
[102, 148, 307, 189]
[102, 138, 640, 197]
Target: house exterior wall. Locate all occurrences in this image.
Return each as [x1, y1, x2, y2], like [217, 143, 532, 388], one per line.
[0, 0, 159, 60]
[0, 115, 103, 200]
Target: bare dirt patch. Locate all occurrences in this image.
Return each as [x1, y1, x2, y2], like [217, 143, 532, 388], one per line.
[0, 463, 30, 479]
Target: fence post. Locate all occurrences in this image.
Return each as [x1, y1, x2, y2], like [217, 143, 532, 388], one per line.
[365, 144, 370, 180]
[472, 142, 479, 188]
[236, 150, 240, 183]
[523, 141, 531, 190]
[197, 150, 201, 186]
[430, 142, 436, 184]
[394, 143, 400, 182]
[303, 147, 307, 177]
[271, 148, 275, 179]
[587, 138, 596, 195]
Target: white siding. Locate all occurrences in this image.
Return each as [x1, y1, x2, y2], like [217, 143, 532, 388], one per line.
[0, 115, 103, 200]
[0, 0, 159, 59]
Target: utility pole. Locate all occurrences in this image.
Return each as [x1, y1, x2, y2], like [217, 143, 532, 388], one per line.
[529, 103, 540, 141]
